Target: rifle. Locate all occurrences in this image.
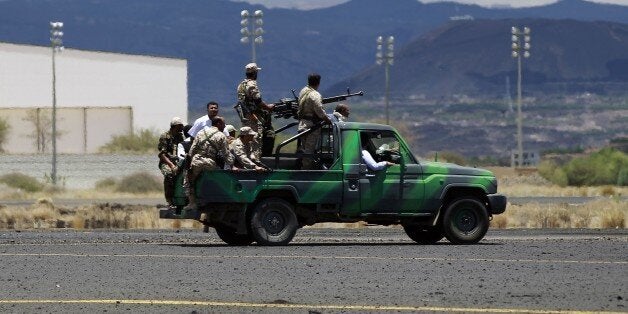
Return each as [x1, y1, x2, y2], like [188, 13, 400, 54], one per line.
[271, 88, 364, 120]
[234, 101, 251, 123]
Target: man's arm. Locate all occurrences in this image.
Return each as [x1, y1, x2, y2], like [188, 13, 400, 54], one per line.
[232, 141, 257, 169]
[312, 92, 331, 123]
[361, 149, 390, 171]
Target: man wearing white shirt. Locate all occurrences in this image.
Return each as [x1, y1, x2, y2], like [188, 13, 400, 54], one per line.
[188, 101, 230, 138]
[361, 133, 395, 171]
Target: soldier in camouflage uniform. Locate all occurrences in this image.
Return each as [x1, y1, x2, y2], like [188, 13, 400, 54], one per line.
[158, 117, 185, 206]
[231, 126, 265, 171]
[237, 63, 275, 156]
[297, 73, 331, 170]
[185, 116, 236, 209]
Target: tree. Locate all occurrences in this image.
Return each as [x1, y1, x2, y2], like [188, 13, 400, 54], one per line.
[22, 109, 64, 153]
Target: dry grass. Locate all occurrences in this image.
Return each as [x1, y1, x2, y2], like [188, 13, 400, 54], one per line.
[0, 198, 624, 231]
[486, 167, 628, 197]
[0, 202, 199, 230]
[0, 183, 162, 201]
[490, 199, 626, 229]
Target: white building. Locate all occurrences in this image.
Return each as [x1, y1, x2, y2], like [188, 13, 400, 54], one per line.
[0, 42, 187, 153]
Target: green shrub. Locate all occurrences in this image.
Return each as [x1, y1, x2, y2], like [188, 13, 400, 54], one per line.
[0, 173, 44, 192]
[618, 168, 628, 186]
[115, 172, 161, 194]
[538, 160, 568, 187]
[95, 177, 118, 190]
[0, 117, 8, 152]
[99, 128, 160, 154]
[545, 147, 628, 186]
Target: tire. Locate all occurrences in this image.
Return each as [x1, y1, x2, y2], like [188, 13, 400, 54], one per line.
[249, 198, 298, 246]
[403, 225, 444, 244]
[442, 198, 489, 244]
[215, 226, 253, 246]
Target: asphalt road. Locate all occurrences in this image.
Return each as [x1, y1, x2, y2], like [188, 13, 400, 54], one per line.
[0, 229, 626, 313]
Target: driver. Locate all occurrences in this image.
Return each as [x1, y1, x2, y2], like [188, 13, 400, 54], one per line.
[361, 133, 395, 171]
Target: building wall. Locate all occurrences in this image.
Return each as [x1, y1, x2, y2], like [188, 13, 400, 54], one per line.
[1, 107, 132, 154]
[0, 42, 187, 139]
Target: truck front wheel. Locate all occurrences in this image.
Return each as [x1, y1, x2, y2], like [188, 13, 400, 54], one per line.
[249, 198, 298, 246]
[215, 226, 254, 246]
[442, 198, 489, 244]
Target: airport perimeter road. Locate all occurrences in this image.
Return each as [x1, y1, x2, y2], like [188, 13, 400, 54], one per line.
[0, 229, 626, 313]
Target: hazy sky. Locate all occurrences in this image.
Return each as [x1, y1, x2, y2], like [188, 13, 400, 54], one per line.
[239, 0, 628, 9]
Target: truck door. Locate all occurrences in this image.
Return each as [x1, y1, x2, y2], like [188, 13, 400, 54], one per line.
[358, 131, 403, 213]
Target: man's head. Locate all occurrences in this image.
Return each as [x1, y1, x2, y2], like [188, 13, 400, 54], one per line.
[211, 116, 226, 132]
[170, 117, 184, 133]
[225, 124, 236, 137]
[307, 73, 321, 89]
[239, 126, 257, 143]
[335, 103, 350, 118]
[245, 63, 261, 80]
[206, 101, 219, 118]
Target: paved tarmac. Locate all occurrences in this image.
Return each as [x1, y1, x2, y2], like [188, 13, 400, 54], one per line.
[0, 228, 626, 313]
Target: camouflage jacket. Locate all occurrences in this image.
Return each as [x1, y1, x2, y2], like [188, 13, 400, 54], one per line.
[230, 137, 258, 169]
[297, 86, 325, 130]
[158, 130, 184, 166]
[189, 126, 234, 166]
[237, 79, 262, 112]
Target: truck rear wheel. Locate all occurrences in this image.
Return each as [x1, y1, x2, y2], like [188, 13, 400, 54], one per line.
[403, 225, 444, 244]
[215, 226, 253, 246]
[249, 198, 298, 246]
[442, 198, 489, 244]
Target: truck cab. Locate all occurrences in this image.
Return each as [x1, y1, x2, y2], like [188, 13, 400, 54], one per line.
[161, 120, 507, 246]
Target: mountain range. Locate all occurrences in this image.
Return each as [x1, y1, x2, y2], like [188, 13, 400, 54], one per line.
[1, 0, 628, 115]
[329, 18, 628, 99]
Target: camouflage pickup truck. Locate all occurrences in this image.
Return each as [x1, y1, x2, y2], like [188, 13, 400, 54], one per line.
[160, 120, 506, 246]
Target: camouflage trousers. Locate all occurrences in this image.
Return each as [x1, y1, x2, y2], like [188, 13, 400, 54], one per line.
[187, 155, 219, 198]
[159, 163, 177, 205]
[299, 128, 321, 170]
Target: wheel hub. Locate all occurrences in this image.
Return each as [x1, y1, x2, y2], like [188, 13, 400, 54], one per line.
[263, 211, 285, 234]
[456, 209, 477, 233]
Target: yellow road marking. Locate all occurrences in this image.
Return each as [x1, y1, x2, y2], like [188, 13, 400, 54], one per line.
[0, 252, 625, 265]
[0, 299, 622, 314]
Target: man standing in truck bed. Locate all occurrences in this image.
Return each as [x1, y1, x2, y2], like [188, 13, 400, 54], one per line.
[237, 63, 275, 156]
[297, 73, 331, 170]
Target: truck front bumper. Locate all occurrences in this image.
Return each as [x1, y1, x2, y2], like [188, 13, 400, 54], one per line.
[487, 194, 507, 215]
[159, 207, 200, 220]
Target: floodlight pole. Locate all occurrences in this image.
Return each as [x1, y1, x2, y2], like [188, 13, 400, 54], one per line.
[50, 21, 64, 185]
[376, 36, 394, 125]
[511, 26, 530, 168]
[240, 10, 263, 63]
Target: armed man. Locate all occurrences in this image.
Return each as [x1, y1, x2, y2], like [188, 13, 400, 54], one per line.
[231, 126, 265, 171]
[158, 117, 185, 207]
[185, 116, 236, 210]
[297, 73, 331, 170]
[236, 63, 275, 156]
